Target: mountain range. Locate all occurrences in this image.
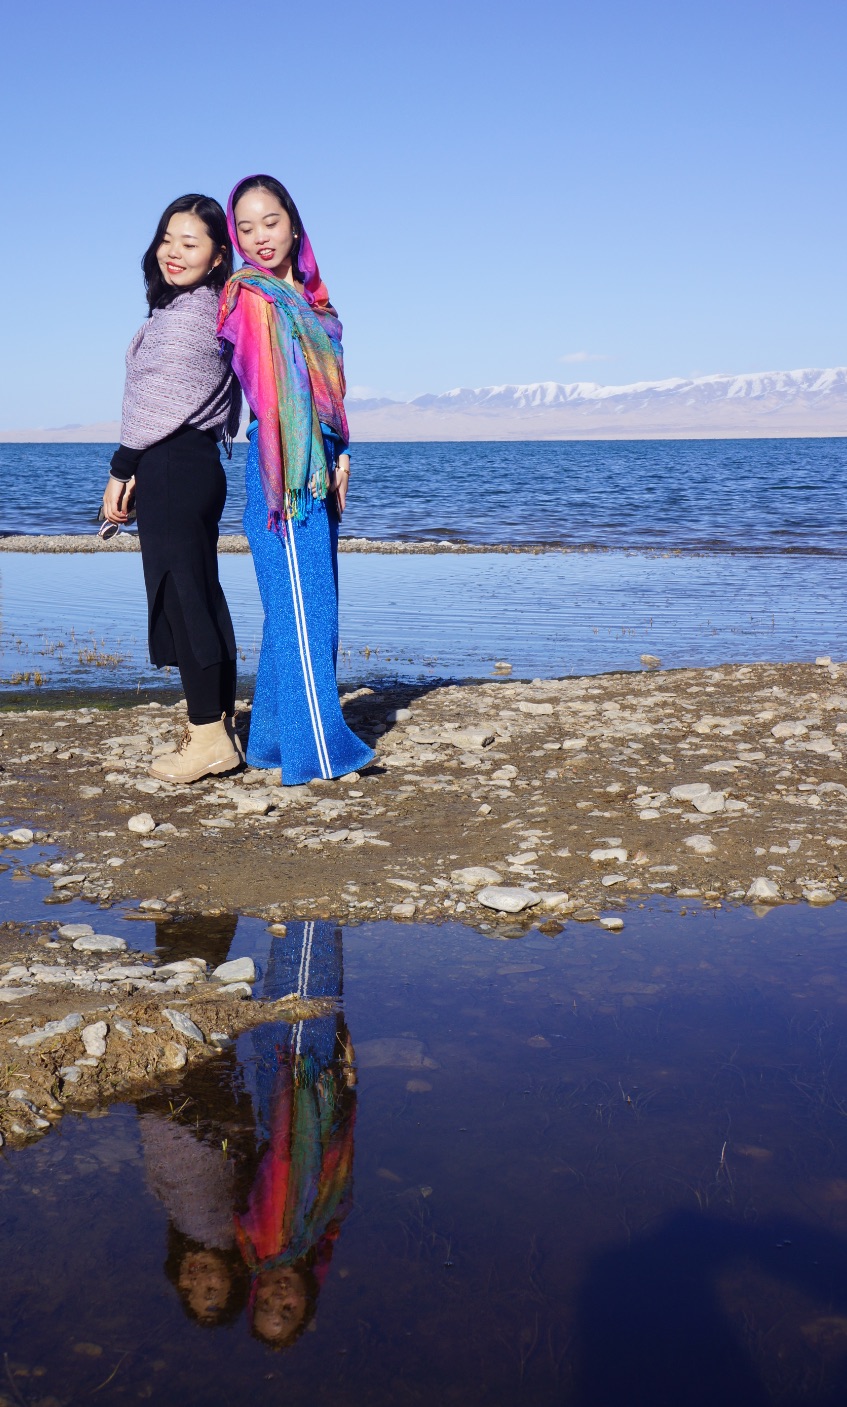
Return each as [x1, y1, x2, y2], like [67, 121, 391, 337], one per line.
[1, 367, 846, 442]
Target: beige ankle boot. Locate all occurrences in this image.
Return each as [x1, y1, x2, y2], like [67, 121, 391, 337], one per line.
[150, 716, 240, 784]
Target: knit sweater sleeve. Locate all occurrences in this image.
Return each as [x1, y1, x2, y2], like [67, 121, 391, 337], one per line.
[119, 290, 226, 452]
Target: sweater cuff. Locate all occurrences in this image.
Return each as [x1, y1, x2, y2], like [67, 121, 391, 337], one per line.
[110, 444, 143, 481]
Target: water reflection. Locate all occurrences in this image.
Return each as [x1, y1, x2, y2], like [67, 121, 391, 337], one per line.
[138, 920, 355, 1346]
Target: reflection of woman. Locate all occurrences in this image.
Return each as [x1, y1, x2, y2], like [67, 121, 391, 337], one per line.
[219, 175, 374, 784]
[235, 921, 356, 1346]
[139, 1048, 251, 1327]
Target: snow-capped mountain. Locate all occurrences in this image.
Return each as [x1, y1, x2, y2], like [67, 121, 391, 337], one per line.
[347, 368, 847, 440]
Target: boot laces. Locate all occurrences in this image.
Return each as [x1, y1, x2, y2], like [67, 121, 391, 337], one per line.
[175, 727, 191, 755]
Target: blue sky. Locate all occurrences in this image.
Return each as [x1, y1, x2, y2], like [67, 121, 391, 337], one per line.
[1, 0, 845, 426]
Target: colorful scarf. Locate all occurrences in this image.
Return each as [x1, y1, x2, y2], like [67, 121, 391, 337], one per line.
[218, 179, 348, 529]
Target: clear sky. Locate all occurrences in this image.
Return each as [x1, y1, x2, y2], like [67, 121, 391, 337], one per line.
[1, 0, 845, 427]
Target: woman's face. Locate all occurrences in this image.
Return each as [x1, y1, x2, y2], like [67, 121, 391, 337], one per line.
[252, 1266, 309, 1344]
[177, 1249, 232, 1323]
[234, 189, 297, 280]
[156, 212, 223, 291]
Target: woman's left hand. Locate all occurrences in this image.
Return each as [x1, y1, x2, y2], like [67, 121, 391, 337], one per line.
[332, 460, 350, 517]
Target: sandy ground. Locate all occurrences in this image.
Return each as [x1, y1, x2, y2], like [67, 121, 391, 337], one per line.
[2, 658, 847, 1139]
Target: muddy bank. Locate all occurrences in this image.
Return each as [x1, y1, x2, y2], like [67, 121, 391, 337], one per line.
[0, 915, 330, 1147]
[1, 660, 846, 924]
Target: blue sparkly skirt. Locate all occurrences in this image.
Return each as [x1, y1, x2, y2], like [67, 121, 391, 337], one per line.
[243, 429, 375, 784]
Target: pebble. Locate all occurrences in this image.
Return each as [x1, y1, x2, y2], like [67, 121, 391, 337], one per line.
[476, 886, 541, 914]
[590, 847, 628, 863]
[519, 701, 554, 716]
[804, 887, 836, 905]
[57, 924, 94, 940]
[163, 1009, 205, 1044]
[72, 934, 127, 953]
[9, 828, 34, 844]
[601, 874, 627, 887]
[212, 956, 256, 984]
[599, 916, 625, 931]
[640, 654, 661, 667]
[670, 783, 712, 802]
[220, 982, 253, 998]
[59, 1065, 81, 1083]
[747, 877, 781, 903]
[392, 900, 417, 918]
[684, 835, 717, 856]
[139, 898, 167, 911]
[127, 813, 156, 835]
[450, 726, 495, 750]
[387, 708, 412, 722]
[451, 866, 503, 890]
[12, 1012, 82, 1047]
[81, 1022, 108, 1058]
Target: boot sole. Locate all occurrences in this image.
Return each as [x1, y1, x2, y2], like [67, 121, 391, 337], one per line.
[149, 753, 241, 785]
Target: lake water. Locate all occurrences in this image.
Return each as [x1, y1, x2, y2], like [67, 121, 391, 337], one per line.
[2, 438, 847, 551]
[3, 846, 847, 1404]
[1, 548, 845, 691]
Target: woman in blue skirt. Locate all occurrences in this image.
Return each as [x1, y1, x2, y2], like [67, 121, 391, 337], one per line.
[219, 175, 374, 785]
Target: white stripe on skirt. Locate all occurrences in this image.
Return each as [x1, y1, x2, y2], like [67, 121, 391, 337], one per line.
[283, 524, 332, 779]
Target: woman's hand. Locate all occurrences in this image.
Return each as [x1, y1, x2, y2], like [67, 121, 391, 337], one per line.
[102, 475, 135, 525]
[332, 455, 351, 517]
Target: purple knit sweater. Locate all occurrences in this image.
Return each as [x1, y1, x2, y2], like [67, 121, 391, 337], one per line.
[119, 285, 235, 450]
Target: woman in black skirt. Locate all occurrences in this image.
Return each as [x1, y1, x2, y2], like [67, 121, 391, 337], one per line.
[102, 194, 242, 783]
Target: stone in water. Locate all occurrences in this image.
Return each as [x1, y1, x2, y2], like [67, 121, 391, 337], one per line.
[747, 877, 781, 903]
[213, 956, 256, 984]
[476, 886, 541, 914]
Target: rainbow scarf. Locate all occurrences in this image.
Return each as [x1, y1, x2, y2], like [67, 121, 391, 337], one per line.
[218, 268, 348, 529]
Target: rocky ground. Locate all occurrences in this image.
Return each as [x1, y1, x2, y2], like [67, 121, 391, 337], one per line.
[3, 657, 847, 1139]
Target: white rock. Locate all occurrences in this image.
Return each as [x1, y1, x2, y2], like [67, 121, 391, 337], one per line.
[0, 987, 35, 1003]
[220, 982, 253, 998]
[127, 813, 156, 835]
[236, 795, 272, 816]
[451, 866, 503, 890]
[640, 654, 661, 668]
[590, 847, 628, 863]
[212, 956, 256, 984]
[391, 901, 416, 918]
[163, 1009, 205, 1044]
[804, 887, 837, 905]
[600, 916, 625, 931]
[684, 835, 717, 856]
[72, 934, 127, 953]
[158, 959, 207, 976]
[387, 708, 412, 723]
[491, 765, 518, 781]
[477, 886, 541, 914]
[518, 701, 554, 716]
[638, 809, 661, 820]
[535, 891, 569, 911]
[601, 874, 627, 887]
[59, 1065, 81, 1083]
[9, 828, 34, 844]
[561, 738, 588, 751]
[81, 1021, 108, 1058]
[747, 877, 781, 903]
[57, 924, 95, 940]
[450, 726, 496, 750]
[670, 783, 712, 802]
[771, 721, 808, 739]
[12, 1013, 83, 1047]
[816, 656, 832, 666]
[691, 791, 726, 815]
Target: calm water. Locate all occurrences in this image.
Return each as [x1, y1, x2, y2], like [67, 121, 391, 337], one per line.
[3, 847, 847, 1404]
[2, 438, 847, 550]
[1, 549, 845, 691]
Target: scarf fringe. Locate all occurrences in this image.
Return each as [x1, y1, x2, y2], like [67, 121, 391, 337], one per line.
[266, 472, 330, 535]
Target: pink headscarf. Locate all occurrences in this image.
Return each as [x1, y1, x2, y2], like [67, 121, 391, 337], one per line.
[227, 175, 330, 310]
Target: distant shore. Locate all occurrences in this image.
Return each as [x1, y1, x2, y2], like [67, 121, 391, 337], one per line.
[0, 534, 563, 556]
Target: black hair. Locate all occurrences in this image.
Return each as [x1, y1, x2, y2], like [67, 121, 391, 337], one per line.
[231, 175, 305, 281]
[249, 1258, 321, 1349]
[142, 194, 232, 314]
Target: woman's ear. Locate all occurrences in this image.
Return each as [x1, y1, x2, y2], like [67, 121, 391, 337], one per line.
[212, 247, 225, 269]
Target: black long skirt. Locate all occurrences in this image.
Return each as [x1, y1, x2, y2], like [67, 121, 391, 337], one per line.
[133, 426, 236, 670]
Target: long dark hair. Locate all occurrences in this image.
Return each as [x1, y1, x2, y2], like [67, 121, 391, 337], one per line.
[231, 175, 304, 280]
[142, 194, 232, 314]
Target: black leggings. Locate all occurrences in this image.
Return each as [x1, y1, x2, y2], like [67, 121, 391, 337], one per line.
[160, 573, 236, 725]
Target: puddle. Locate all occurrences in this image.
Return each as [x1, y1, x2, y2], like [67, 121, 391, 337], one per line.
[3, 847, 847, 1403]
